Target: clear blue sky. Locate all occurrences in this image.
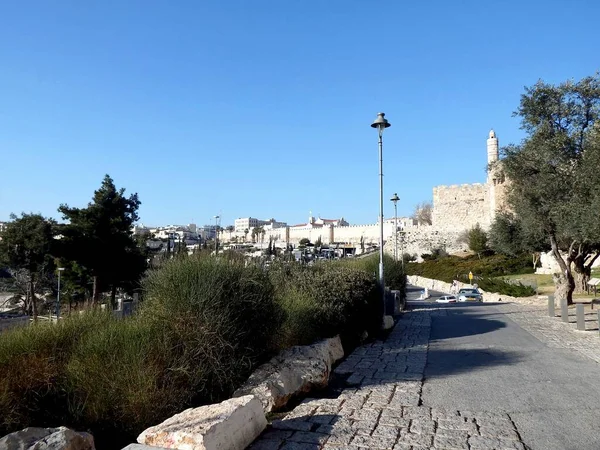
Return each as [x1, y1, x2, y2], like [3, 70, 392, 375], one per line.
[1, 1, 598, 227]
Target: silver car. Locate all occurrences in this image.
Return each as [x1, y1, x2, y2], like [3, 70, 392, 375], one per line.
[457, 288, 482, 302]
[436, 295, 457, 303]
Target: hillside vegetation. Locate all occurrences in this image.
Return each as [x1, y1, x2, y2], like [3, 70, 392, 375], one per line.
[405, 254, 536, 297]
[0, 254, 402, 449]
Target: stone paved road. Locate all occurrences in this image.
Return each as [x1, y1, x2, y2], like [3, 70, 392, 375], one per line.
[249, 296, 600, 450]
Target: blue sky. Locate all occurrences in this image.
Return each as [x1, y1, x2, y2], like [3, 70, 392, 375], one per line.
[1, 1, 598, 227]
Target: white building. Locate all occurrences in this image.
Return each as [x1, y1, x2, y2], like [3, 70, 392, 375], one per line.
[289, 215, 349, 229]
[234, 217, 287, 233]
[135, 224, 200, 243]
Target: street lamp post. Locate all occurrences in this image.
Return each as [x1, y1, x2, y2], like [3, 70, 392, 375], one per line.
[214, 215, 220, 255]
[371, 112, 391, 315]
[390, 193, 400, 262]
[56, 267, 65, 319]
[399, 231, 405, 271]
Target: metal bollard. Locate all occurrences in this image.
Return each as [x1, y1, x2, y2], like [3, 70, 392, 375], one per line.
[576, 304, 585, 331]
[548, 295, 555, 317]
[561, 299, 569, 323]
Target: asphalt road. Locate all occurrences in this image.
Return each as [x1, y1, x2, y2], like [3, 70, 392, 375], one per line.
[410, 286, 600, 450]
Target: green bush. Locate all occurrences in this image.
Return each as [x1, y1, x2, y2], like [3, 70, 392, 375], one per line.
[1, 257, 282, 448]
[339, 253, 407, 300]
[269, 263, 382, 350]
[405, 253, 536, 297]
[476, 277, 536, 297]
[140, 255, 282, 399]
[0, 311, 114, 433]
[0, 254, 388, 448]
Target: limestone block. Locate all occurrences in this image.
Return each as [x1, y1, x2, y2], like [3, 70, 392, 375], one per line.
[0, 426, 95, 450]
[233, 336, 344, 413]
[137, 395, 266, 450]
[122, 444, 171, 450]
[382, 315, 394, 330]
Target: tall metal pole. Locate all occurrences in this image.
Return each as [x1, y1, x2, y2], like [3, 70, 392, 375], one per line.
[394, 201, 398, 262]
[56, 268, 63, 319]
[400, 232, 405, 271]
[372, 112, 390, 317]
[214, 216, 219, 255]
[378, 131, 385, 315]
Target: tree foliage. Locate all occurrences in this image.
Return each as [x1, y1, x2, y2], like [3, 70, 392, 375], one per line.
[0, 213, 57, 318]
[58, 175, 146, 306]
[412, 201, 432, 225]
[298, 238, 311, 246]
[501, 74, 600, 303]
[468, 224, 488, 258]
[489, 211, 548, 269]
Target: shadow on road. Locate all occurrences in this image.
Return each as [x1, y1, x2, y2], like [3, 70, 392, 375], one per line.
[430, 316, 507, 341]
[424, 348, 522, 378]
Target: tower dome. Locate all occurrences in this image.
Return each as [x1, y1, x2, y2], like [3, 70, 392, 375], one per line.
[489, 129, 496, 139]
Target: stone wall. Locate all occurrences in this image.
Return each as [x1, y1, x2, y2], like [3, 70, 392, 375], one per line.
[230, 221, 469, 260]
[432, 183, 490, 231]
[407, 275, 520, 303]
[385, 227, 467, 258]
[251, 223, 396, 247]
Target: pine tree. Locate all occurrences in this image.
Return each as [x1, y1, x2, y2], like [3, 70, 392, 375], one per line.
[58, 175, 145, 307]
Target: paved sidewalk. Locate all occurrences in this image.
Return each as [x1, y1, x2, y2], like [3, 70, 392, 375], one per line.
[491, 302, 600, 364]
[249, 307, 527, 450]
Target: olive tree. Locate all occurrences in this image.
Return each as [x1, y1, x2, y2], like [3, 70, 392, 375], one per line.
[501, 75, 600, 304]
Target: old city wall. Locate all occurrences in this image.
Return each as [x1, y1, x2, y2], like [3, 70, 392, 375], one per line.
[256, 222, 466, 258]
[432, 183, 490, 231]
[384, 226, 467, 258]
[264, 223, 396, 246]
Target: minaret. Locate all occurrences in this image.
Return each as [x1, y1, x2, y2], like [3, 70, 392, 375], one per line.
[487, 129, 499, 224]
[487, 129, 499, 167]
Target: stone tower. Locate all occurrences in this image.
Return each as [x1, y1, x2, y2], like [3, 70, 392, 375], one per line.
[487, 129, 499, 165]
[486, 129, 500, 222]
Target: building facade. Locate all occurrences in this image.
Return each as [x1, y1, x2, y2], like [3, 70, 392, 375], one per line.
[234, 217, 287, 233]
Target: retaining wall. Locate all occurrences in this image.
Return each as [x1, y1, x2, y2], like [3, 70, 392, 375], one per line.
[407, 275, 519, 303]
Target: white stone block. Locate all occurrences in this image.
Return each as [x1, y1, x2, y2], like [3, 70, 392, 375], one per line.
[0, 426, 95, 450]
[233, 335, 344, 413]
[382, 315, 394, 330]
[137, 395, 266, 450]
[122, 444, 171, 450]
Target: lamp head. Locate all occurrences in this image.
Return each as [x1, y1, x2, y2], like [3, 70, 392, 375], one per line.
[371, 112, 391, 136]
[390, 193, 400, 204]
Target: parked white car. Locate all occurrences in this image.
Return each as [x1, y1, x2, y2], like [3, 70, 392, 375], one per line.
[458, 288, 483, 302]
[436, 295, 457, 303]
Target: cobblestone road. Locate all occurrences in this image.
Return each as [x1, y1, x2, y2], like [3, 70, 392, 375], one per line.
[249, 306, 528, 450]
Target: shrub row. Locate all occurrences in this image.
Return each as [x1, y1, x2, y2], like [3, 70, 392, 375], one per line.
[0, 254, 400, 449]
[405, 254, 536, 297]
[269, 262, 382, 350]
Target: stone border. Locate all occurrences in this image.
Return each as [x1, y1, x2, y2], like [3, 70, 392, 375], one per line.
[233, 336, 344, 413]
[407, 275, 521, 303]
[130, 336, 345, 449]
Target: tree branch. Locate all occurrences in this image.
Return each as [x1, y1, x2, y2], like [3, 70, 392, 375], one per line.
[585, 251, 600, 271]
